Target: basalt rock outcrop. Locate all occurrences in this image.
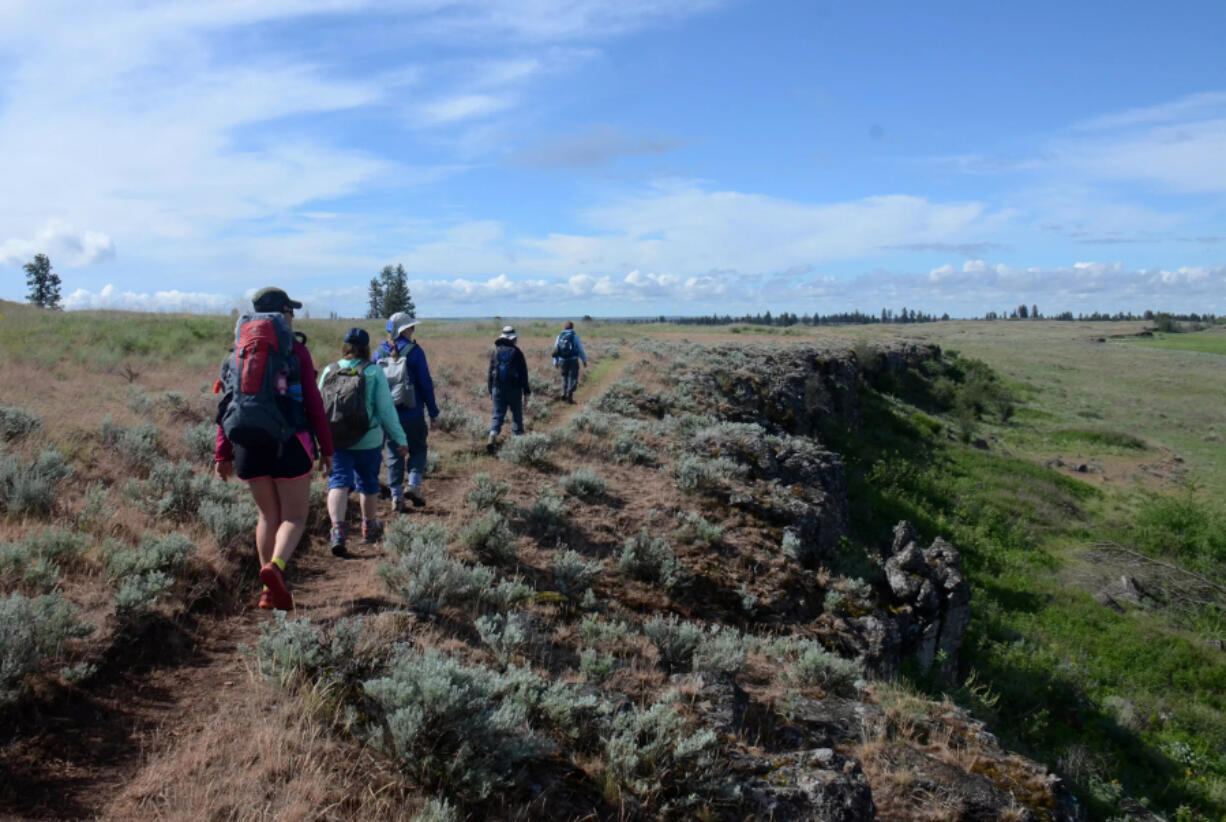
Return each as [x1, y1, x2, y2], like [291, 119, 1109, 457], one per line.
[883, 520, 973, 683]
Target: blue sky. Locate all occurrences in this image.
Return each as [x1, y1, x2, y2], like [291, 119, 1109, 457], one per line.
[1, 0, 1224, 317]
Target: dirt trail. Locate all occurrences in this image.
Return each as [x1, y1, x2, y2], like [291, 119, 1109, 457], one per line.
[3, 355, 629, 820]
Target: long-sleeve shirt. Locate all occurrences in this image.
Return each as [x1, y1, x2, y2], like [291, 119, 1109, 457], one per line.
[215, 339, 334, 462]
[317, 358, 408, 451]
[373, 337, 440, 421]
[488, 338, 531, 396]
[552, 329, 587, 366]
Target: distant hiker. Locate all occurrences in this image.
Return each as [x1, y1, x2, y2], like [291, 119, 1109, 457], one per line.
[318, 327, 408, 556]
[487, 325, 531, 448]
[214, 287, 334, 612]
[551, 320, 587, 404]
[374, 312, 439, 511]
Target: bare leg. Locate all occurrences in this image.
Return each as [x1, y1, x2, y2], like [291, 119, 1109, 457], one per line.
[247, 478, 281, 567]
[327, 487, 349, 529]
[272, 475, 312, 565]
[359, 492, 379, 522]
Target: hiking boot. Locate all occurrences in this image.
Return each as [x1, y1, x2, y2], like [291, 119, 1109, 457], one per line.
[363, 519, 384, 544]
[329, 525, 349, 557]
[406, 485, 425, 507]
[391, 495, 406, 514]
[258, 563, 294, 611]
[257, 588, 273, 609]
[486, 431, 498, 453]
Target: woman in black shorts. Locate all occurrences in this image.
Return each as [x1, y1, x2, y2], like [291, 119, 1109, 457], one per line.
[213, 287, 334, 610]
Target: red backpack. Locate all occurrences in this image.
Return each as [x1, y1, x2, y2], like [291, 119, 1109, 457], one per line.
[217, 312, 300, 449]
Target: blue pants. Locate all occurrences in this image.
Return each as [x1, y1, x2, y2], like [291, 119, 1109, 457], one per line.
[490, 387, 524, 435]
[560, 358, 580, 395]
[328, 447, 382, 495]
[385, 414, 428, 491]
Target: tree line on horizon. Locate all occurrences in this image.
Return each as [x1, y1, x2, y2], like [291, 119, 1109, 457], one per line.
[11, 253, 1222, 330]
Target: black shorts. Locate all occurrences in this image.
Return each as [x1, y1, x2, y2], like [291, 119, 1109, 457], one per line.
[234, 433, 314, 481]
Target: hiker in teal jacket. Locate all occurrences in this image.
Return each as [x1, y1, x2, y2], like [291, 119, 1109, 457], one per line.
[318, 327, 408, 556]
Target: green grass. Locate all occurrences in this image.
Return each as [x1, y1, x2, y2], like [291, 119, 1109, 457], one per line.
[1130, 329, 1226, 356]
[833, 372, 1226, 820]
[1051, 428, 1149, 451]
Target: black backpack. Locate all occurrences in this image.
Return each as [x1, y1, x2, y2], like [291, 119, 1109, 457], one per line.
[321, 363, 371, 450]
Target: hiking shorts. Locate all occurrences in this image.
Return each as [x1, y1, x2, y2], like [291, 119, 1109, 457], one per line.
[234, 432, 314, 481]
[329, 447, 382, 495]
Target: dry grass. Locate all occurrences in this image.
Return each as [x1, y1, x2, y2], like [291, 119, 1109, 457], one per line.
[106, 676, 420, 821]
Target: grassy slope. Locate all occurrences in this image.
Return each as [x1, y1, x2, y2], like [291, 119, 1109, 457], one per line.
[835, 321, 1226, 818]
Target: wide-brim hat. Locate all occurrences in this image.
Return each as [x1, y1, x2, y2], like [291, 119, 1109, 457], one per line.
[499, 325, 518, 341]
[252, 286, 303, 312]
[387, 311, 418, 337]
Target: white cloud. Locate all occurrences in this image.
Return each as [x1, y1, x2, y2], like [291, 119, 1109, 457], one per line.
[417, 93, 516, 126]
[0, 220, 115, 267]
[1075, 91, 1226, 131]
[63, 283, 239, 313]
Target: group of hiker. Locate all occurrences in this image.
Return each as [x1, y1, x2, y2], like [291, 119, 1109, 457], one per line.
[212, 286, 588, 611]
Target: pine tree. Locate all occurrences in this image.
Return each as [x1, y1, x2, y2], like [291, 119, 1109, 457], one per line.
[367, 264, 415, 319]
[24, 254, 62, 309]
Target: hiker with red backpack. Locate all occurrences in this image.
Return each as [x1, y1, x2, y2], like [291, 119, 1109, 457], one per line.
[374, 312, 439, 512]
[214, 287, 334, 612]
[487, 325, 531, 449]
[318, 327, 408, 557]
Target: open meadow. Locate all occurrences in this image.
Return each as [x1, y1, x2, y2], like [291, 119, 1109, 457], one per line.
[2, 302, 1225, 821]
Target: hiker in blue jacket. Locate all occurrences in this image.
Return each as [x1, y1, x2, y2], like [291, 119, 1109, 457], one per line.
[487, 325, 531, 449]
[374, 312, 439, 511]
[551, 320, 587, 404]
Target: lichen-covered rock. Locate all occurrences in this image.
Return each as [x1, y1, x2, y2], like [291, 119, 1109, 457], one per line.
[731, 747, 876, 822]
[884, 521, 972, 683]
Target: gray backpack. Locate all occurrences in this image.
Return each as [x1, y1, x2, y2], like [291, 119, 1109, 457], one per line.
[321, 363, 371, 449]
[377, 343, 417, 410]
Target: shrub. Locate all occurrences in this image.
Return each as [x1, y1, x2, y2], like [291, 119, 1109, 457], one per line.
[379, 537, 470, 616]
[694, 627, 748, 676]
[568, 409, 614, 437]
[786, 640, 865, 696]
[128, 459, 236, 522]
[460, 511, 516, 565]
[579, 648, 617, 683]
[199, 498, 255, 553]
[612, 434, 657, 466]
[361, 647, 545, 800]
[561, 468, 606, 500]
[467, 473, 509, 511]
[385, 518, 451, 557]
[100, 416, 162, 473]
[435, 398, 479, 435]
[580, 616, 633, 646]
[183, 420, 216, 463]
[0, 449, 71, 518]
[256, 612, 367, 694]
[528, 485, 566, 538]
[0, 406, 42, 442]
[475, 611, 530, 667]
[499, 433, 551, 468]
[674, 512, 723, 547]
[619, 529, 684, 589]
[673, 454, 742, 494]
[75, 484, 109, 530]
[823, 576, 875, 617]
[0, 590, 95, 706]
[643, 615, 704, 674]
[550, 550, 602, 609]
[412, 798, 458, 822]
[107, 532, 197, 617]
[602, 700, 724, 815]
